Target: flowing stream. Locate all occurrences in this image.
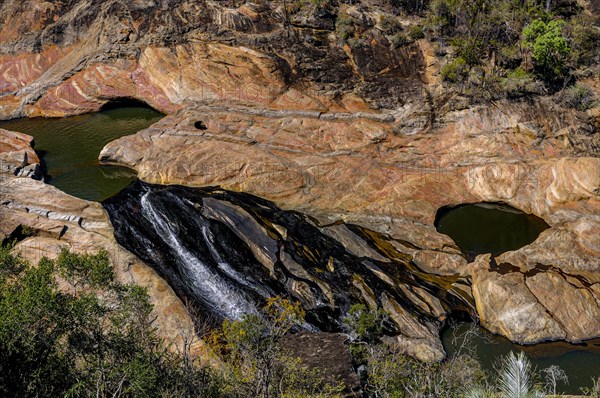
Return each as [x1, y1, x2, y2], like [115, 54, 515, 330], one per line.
[1, 109, 597, 392]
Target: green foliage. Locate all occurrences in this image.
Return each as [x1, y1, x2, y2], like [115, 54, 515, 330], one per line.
[379, 15, 403, 35]
[360, 345, 486, 398]
[441, 57, 469, 83]
[559, 83, 597, 111]
[344, 304, 387, 344]
[451, 36, 485, 66]
[523, 19, 570, 81]
[427, 0, 454, 36]
[0, 245, 27, 279]
[391, 32, 411, 48]
[408, 25, 425, 40]
[568, 15, 600, 66]
[210, 297, 343, 398]
[336, 13, 355, 41]
[0, 247, 222, 398]
[57, 247, 114, 295]
[502, 67, 545, 98]
[498, 45, 523, 69]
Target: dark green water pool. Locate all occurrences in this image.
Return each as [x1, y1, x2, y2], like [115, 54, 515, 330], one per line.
[437, 204, 598, 393]
[443, 323, 600, 394]
[435, 202, 550, 258]
[0, 106, 162, 202]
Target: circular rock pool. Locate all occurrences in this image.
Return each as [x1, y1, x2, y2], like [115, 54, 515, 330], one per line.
[435, 202, 550, 259]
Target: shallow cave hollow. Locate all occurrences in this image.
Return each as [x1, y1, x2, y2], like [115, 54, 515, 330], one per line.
[100, 97, 157, 112]
[194, 120, 208, 130]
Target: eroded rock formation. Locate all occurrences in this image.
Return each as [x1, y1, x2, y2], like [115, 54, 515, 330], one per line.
[1, 0, 599, 361]
[0, 130, 203, 357]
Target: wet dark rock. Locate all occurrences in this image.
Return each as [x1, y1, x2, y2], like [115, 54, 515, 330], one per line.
[103, 181, 472, 361]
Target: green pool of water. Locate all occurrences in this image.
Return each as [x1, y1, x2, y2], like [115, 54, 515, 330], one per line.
[0, 106, 162, 202]
[435, 203, 550, 258]
[443, 323, 600, 394]
[436, 204, 597, 393]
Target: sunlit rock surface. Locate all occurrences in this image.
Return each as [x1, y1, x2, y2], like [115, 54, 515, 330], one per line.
[1, 0, 599, 355]
[0, 131, 202, 357]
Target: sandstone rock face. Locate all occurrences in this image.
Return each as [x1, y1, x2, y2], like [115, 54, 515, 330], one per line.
[99, 101, 600, 347]
[0, 130, 202, 357]
[0, 128, 41, 178]
[1, 0, 599, 358]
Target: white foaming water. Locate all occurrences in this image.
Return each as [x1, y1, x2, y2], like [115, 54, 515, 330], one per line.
[140, 191, 256, 320]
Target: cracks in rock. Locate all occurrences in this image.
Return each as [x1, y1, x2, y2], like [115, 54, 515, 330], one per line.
[520, 271, 569, 339]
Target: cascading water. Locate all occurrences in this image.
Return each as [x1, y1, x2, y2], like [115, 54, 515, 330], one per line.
[104, 181, 469, 335]
[139, 190, 257, 320]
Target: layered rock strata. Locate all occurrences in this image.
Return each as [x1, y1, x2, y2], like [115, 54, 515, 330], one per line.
[0, 0, 599, 359]
[0, 130, 203, 357]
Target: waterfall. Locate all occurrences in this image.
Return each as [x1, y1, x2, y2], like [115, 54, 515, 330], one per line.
[140, 191, 257, 320]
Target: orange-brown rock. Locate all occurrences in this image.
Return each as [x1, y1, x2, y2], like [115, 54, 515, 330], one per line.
[99, 99, 600, 346]
[1, 0, 599, 355]
[0, 130, 202, 357]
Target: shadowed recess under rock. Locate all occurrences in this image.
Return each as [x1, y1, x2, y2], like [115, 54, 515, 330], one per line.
[434, 203, 550, 260]
[103, 181, 474, 361]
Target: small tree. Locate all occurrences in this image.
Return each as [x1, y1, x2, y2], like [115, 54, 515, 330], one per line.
[214, 297, 307, 398]
[541, 365, 568, 397]
[523, 19, 570, 82]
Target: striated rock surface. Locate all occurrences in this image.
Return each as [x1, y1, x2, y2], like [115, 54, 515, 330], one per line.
[99, 101, 600, 347]
[1, 0, 599, 358]
[103, 180, 472, 362]
[0, 130, 202, 357]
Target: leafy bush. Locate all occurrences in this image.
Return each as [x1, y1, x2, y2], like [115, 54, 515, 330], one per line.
[569, 15, 600, 67]
[501, 68, 546, 99]
[336, 13, 355, 41]
[427, 0, 454, 36]
[559, 84, 597, 111]
[209, 297, 344, 397]
[391, 32, 411, 48]
[409, 25, 425, 40]
[361, 345, 486, 398]
[0, 247, 222, 398]
[379, 15, 403, 35]
[344, 304, 387, 344]
[498, 45, 523, 69]
[523, 19, 571, 82]
[441, 57, 469, 83]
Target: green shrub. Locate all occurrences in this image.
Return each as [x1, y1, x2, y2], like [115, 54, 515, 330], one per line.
[523, 19, 571, 82]
[501, 68, 545, 99]
[441, 57, 469, 83]
[379, 15, 403, 35]
[427, 0, 454, 36]
[336, 13, 355, 41]
[0, 248, 223, 398]
[498, 45, 523, 69]
[344, 304, 386, 344]
[391, 32, 411, 48]
[451, 36, 485, 66]
[569, 16, 600, 67]
[559, 84, 597, 111]
[409, 25, 425, 40]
